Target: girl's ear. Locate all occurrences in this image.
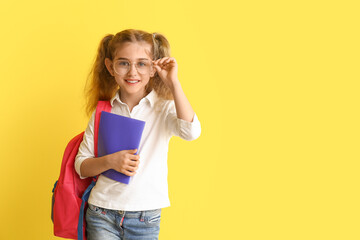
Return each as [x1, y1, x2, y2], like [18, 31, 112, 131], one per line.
[104, 58, 115, 76]
[150, 64, 156, 77]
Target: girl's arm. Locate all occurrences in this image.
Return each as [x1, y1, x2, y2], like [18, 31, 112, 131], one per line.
[80, 149, 140, 178]
[75, 111, 140, 178]
[80, 155, 112, 177]
[153, 57, 195, 122]
[168, 79, 195, 122]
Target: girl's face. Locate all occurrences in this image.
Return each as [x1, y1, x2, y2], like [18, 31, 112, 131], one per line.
[105, 41, 156, 97]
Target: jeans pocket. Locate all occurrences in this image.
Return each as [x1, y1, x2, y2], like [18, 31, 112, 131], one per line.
[87, 204, 108, 216]
[145, 209, 161, 226]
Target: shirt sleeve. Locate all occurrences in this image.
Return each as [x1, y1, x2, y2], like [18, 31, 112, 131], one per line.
[165, 101, 201, 141]
[74, 110, 96, 179]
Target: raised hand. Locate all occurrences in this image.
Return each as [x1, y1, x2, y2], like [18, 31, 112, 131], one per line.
[152, 57, 179, 88]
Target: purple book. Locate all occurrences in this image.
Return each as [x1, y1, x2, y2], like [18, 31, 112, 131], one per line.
[98, 111, 146, 184]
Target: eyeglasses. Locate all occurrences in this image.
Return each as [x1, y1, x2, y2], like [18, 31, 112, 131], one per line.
[113, 59, 153, 75]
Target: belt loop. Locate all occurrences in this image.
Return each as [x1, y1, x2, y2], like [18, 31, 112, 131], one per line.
[140, 211, 145, 222]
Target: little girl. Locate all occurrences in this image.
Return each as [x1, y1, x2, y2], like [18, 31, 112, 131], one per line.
[74, 29, 201, 239]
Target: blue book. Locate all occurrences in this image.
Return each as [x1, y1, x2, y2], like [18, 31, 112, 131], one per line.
[98, 111, 146, 184]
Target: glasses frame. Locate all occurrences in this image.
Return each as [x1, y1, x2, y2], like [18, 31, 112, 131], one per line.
[113, 59, 154, 75]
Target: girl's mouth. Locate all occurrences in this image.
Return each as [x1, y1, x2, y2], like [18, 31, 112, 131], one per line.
[125, 79, 140, 84]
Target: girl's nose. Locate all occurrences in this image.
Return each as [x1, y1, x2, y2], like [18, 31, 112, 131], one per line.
[128, 63, 138, 75]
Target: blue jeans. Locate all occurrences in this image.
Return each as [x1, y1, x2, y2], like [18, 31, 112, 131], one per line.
[86, 204, 161, 240]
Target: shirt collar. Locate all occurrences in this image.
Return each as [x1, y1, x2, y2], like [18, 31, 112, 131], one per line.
[110, 89, 157, 108]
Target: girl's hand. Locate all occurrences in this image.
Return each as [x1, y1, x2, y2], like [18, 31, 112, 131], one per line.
[152, 57, 179, 88]
[107, 149, 140, 176]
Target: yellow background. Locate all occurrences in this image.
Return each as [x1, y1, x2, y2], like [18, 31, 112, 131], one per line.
[0, 0, 359, 239]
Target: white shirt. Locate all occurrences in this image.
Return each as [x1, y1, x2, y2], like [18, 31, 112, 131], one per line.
[74, 90, 201, 211]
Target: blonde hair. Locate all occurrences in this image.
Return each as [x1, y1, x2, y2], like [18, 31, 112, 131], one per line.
[84, 29, 173, 116]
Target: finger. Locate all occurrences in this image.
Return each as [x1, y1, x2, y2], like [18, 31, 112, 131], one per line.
[126, 165, 138, 172]
[125, 151, 138, 160]
[153, 64, 162, 72]
[128, 159, 139, 167]
[164, 57, 174, 64]
[123, 169, 136, 177]
[125, 160, 139, 169]
[160, 57, 169, 63]
[163, 58, 176, 68]
[153, 59, 161, 65]
[159, 57, 170, 65]
[152, 60, 161, 68]
[119, 165, 136, 175]
[168, 58, 177, 66]
[162, 59, 171, 66]
[128, 154, 140, 160]
[125, 149, 137, 154]
[156, 59, 169, 68]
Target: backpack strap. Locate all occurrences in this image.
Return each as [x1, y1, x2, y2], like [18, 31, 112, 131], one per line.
[94, 101, 112, 158]
[78, 180, 96, 240]
[78, 100, 112, 240]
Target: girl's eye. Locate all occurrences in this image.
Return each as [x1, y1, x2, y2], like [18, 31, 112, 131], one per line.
[137, 61, 147, 67]
[118, 61, 129, 66]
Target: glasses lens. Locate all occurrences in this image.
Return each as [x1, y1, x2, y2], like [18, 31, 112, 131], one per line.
[114, 60, 152, 75]
[136, 60, 151, 74]
[114, 60, 130, 75]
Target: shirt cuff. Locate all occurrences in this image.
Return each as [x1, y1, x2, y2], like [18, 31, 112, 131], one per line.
[74, 156, 88, 179]
[177, 113, 201, 141]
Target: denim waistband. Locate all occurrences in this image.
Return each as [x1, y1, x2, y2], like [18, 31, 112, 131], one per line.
[88, 203, 161, 219]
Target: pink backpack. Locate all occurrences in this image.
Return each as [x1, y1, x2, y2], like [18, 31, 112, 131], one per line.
[52, 101, 112, 240]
